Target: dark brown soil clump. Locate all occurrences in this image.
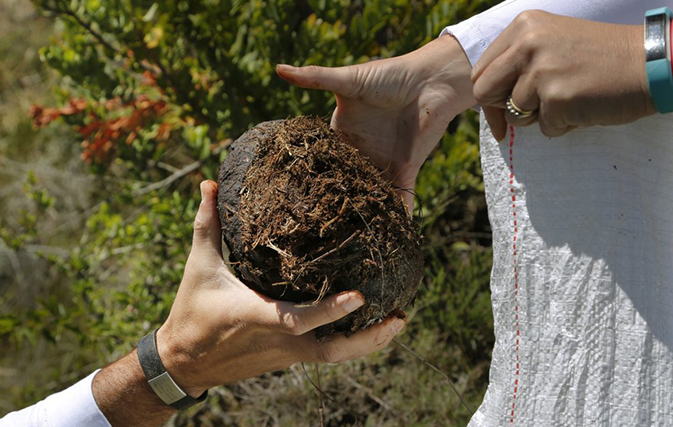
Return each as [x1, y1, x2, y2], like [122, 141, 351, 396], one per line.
[217, 116, 423, 338]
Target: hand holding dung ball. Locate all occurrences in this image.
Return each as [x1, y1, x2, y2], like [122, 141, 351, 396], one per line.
[217, 116, 424, 338]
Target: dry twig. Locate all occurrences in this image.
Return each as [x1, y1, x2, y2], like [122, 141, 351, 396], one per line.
[393, 339, 474, 415]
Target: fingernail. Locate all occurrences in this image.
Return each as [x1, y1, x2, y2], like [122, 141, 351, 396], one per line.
[338, 294, 364, 312]
[199, 181, 207, 204]
[200, 181, 218, 205]
[277, 64, 296, 73]
[391, 319, 406, 334]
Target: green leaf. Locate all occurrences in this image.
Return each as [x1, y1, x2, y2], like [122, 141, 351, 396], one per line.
[143, 3, 159, 22]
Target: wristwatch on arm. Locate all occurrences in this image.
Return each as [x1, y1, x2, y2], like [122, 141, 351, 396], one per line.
[137, 329, 208, 411]
[645, 7, 673, 114]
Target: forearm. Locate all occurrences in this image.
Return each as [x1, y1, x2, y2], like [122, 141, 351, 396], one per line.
[444, 0, 659, 68]
[92, 351, 175, 427]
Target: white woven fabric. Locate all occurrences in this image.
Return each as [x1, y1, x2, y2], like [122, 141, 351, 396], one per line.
[471, 115, 673, 426]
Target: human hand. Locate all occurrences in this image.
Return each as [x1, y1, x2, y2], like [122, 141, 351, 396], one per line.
[471, 10, 656, 140]
[93, 180, 405, 427]
[156, 180, 406, 397]
[277, 35, 475, 208]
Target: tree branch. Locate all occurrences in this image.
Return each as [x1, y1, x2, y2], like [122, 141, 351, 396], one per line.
[341, 373, 398, 415]
[38, 1, 201, 121]
[133, 159, 201, 196]
[393, 338, 474, 415]
[40, 1, 120, 54]
[134, 143, 228, 196]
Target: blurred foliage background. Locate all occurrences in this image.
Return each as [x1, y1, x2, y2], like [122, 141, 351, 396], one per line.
[0, 0, 499, 425]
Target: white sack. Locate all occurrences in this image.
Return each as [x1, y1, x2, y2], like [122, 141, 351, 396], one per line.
[470, 114, 673, 426]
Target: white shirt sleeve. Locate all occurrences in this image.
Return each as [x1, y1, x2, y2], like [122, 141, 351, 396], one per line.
[442, 0, 667, 67]
[0, 371, 111, 427]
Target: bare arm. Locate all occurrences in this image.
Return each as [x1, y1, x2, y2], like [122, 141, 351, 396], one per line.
[93, 351, 175, 427]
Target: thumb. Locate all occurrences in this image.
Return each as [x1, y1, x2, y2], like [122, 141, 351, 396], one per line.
[483, 106, 508, 142]
[276, 64, 357, 97]
[192, 180, 223, 258]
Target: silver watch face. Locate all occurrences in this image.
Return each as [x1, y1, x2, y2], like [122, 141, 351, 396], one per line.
[646, 14, 668, 62]
[148, 371, 187, 405]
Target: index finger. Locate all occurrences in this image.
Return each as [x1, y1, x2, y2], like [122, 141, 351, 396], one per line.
[252, 291, 366, 336]
[472, 48, 526, 107]
[471, 15, 526, 83]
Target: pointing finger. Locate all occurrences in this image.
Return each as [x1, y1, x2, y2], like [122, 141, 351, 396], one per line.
[483, 106, 508, 142]
[277, 64, 354, 95]
[254, 291, 365, 336]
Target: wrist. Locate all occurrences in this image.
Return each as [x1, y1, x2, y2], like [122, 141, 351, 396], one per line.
[630, 24, 657, 116]
[155, 326, 208, 397]
[93, 351, 175, 427]
[417, 35, 477, 111]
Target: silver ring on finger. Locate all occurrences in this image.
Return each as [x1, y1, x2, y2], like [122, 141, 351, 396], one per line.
[506, 95, 536, 119]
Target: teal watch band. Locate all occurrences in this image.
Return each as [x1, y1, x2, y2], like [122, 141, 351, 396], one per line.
[645, 8, 673, 114]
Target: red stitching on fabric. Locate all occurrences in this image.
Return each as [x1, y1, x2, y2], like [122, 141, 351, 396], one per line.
[509, 125, 520, 424]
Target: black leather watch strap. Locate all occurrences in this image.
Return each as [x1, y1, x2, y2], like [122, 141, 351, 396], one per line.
[137, 329, 208, 411]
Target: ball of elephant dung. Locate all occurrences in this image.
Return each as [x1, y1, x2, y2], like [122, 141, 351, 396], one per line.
[216, 116, 423, 339]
